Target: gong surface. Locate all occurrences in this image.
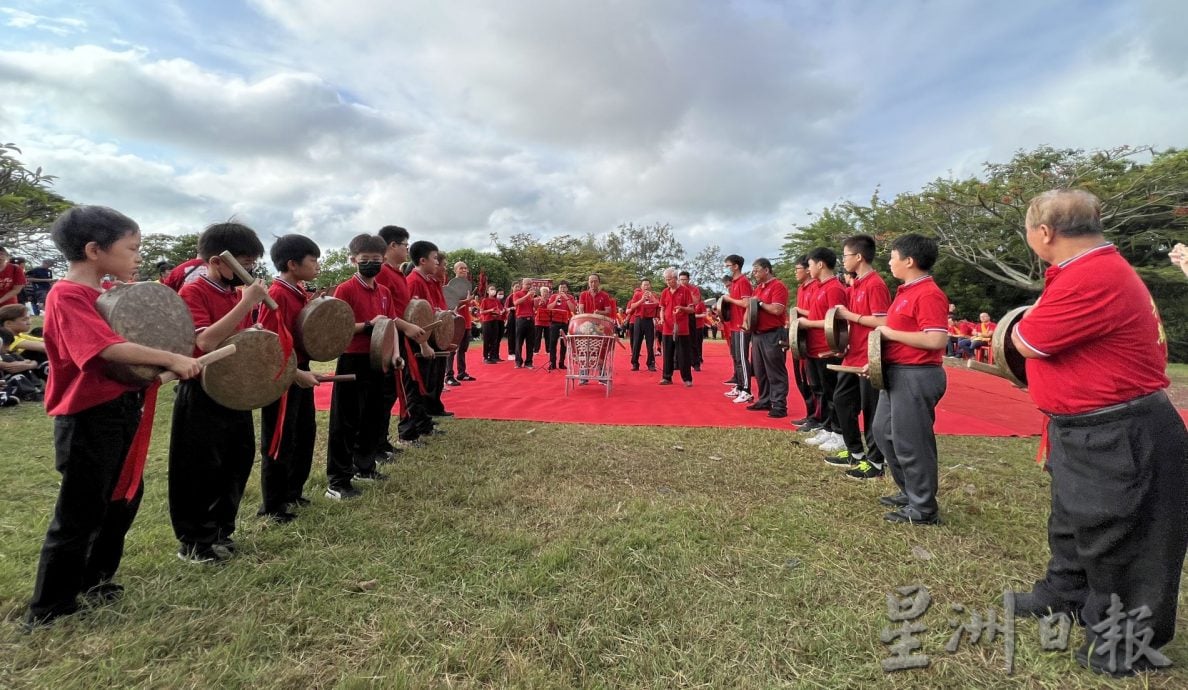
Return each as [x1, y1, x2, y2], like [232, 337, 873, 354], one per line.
[369, 316, 397, 372]
[824, 306, 850, 354]
[96, 282, 195, 385]
[403, 298, 434, 329]
[432, 309, 456, 349]
[443, 277, 472, 309]
[867, 329, 885, 390]
[788, 320, 808, 359]
[744, 297, 760, 332]
[991, 305, 1030, 388]
[202, 328, 296, 410]
[295, 296, 354, 361]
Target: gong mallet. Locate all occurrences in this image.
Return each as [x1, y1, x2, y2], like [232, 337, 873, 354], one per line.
[219, 250, 278, 310]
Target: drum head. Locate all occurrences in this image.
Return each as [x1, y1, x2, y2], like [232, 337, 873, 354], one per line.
[432, 309, 456, 349]
[202, 328, 296, 410]
[867, 330, 885, 390]
[825, 306, 850, 354]
[403, 298, 434, 329]
[569, 313, 615, 336]
[443, 277, 472, 309]
[991, 305, 1030, 388]
[295, 296, 354, 361]
[96, 282, 195, 385]
[370, 316, 397, 372]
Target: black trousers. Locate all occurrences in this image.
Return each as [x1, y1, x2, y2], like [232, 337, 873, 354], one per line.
[169, 381, 254, 546]
[687, 315, 704, 367]
[447, 329, 470, 377]
[751, 329, 789, 414]
[1033, 392, 1188, 657]
[506, 316, 517, 360]
[662, 333, 692, 382]
[808, 357, 841, 431]
[326, 354, 386, 488]
[514, 318, 535, 365]
[792, 356, 814, 419]
[397, 351, 436, 441]
[547, 323, 566, 367]
[631, 318, 656, 369]
[28, 392, 143, 619]
[833, 371, 883, 462]
[260, 367, 315, 513]
[481, 321, 500, 362]
[425, 355, 447, 415]
[731, 329, 752, 393]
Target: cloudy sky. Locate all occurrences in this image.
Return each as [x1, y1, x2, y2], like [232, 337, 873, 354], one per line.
[1, 0, 1185, 261]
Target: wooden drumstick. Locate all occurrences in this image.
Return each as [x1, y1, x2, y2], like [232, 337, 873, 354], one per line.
[219, 250, 278, 310]
[965, 358, 1005, 378]
[826, 364, 865, 375]
[158, 344, 238, 383]
[315, 374, 356, 383]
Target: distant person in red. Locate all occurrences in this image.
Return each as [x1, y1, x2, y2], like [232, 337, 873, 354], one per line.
[478, 284, 503, 364]
[678, 271, 704, 371]
[658, 267, 694, 387]
[579, 273, 613, 316]
[511, 278, 536, 368]
[0, 246, 28, 306]
[719, 255, 754, 403]
[161, 256, 206, 292]
[747, 258, 789, 417]
[532, 286, 554, 367]
[626, 279, 659, 371]
[1010, 189, 1186, 678]
[548, 280, 577, 369]
[796, 247, 848, 444]
[956, 312, 995, 359]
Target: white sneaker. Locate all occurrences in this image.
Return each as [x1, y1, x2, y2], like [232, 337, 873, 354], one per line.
[804, 429, 832, 445]
[733, 391, 754, 404]
[724, 387, 740, 398]
[819, 434, 847, 453]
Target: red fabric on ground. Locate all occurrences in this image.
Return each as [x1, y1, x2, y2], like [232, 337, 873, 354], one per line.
[314, 339, 1188, 436]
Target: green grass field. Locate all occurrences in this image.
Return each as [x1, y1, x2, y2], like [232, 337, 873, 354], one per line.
[1, 377, 1186, 688]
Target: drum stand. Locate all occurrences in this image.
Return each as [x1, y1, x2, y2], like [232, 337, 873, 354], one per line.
[562, 334, 616, 397]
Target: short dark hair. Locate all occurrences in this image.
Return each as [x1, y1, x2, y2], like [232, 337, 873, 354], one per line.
[0, 304, 28, 323]
[378, 225, 409, 246]
[843, 234, 876, 263]
[270, 234, 321, 273]
[891, 233, 939, 271]
[557, 280, 570, 288]
[50, 206, 140, 261]
[678, 270, 691, 279]
[348, 234, 387, 256]
[753, 257, 772, 271]
[722, 274, 732, 285]
[807, 247, 837, 270]
[795, 255, 809, 269]
[410, 240, 439, 265]
[724, 254, 744, 270]
[197, 221, 265, 260]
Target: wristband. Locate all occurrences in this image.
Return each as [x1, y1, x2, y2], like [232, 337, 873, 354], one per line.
[362, 320, 375, 336]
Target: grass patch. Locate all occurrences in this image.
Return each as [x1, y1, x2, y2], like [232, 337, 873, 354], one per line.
[0, 385, 1185, 688]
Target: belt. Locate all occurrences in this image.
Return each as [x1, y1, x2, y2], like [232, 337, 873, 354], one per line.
[1046, 390, 1169, 428]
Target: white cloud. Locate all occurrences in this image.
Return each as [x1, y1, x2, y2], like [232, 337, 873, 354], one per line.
[1, 8, 85, 36]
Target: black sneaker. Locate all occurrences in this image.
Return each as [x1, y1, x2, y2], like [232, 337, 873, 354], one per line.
[214, 537, 237, 556]
[177, 543, 226, 564]
[647, 366, 656, 372]
[845, 460, 885, 480]
[796, 420, 824, 432]
[431, 410, 455, 418]
[631, 365, 640, 371]
[1012, 591, 1082, 621]
[21, 602, 80, 632]
[879, 492, 909, 507]
[445, 377, 460, 386]
[658, 379, 672, 386]
[83, 582, 125, 604]
[458, 374, 476, 381]
[884, 508, 939, 525]
[325, 485, 362, 500]
[723, 378, 737, 385]
[790, 417, 811, 426]
[354, 470, 389, 482]
[291, 496, 312, 507]
[824, 450, 856, 467]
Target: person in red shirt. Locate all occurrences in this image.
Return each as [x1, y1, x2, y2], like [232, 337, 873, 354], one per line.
[548, 280, 577, 369]
[504, 280, 519, 360]
[404, 240, 452, 431]
[658, 267, 695, 386]
[446, 260, 476, 385]
[718, 255, 755, 402]
[256, 235, 324, 522]
[626, 279, 659, 371]
[327, 234, 396, 497]
[23, 206, 201, 630]
[796, 248, 849, 436]
[678, 271, 705, 371]
[789, 257, 820, 428]
[579, 273, 614, 316]
[747, 258, 790, 417]
[161, 256, 207, 292]
[511, 278, 536, 368]
[830, 235, 892, 479]
[0, 246, 28, 306]
[864, 234, 949, 526]
[168, 222, 270, 564]
[532, 286, 555, 367]
[376, 225, 431, 449]
[478, 284, 503, 364]
[956, 313, 995, 359]
[1009, 189, 1186, 677]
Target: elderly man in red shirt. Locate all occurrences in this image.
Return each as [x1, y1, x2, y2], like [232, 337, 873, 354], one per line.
[746, 258, 790, 417]
[658, 268, 694, 387]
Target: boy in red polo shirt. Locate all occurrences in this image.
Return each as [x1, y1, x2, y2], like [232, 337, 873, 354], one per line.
[400, 240, 450, 439]
[327, 234, 395, 498]
[0, 246, 28, 306]
[830, 235, 892, 478]
[797, 247, 849, 444]
[1010, 189, 1186, 677]
[24, 206, 202, 629]
[791, 256, 823, 431]
[170, 223, 270, 563]
[256, 235, 324, 521]
[867, 234, 949, 525]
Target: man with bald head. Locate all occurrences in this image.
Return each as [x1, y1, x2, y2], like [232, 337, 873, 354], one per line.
[446, 261, 475, 385]
[1010, 189, 1186, 677]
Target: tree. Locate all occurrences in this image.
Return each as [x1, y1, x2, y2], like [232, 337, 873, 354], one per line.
[316, 247, 354, 290]
[0, 143, 72, 258]
[686, 244, 723, 289]
[597, 222, 686, 278]
[141, 233, 200, 266]
[443, 247, 513, 292]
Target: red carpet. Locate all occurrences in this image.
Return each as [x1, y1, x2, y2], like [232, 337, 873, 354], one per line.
[311, 339, 1188, 437]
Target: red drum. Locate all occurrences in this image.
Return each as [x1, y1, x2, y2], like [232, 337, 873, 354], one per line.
[569, 313, 615, 337]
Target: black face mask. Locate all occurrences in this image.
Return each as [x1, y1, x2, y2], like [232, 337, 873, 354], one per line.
[358, 261, 382, 278]
[220, 268, 246, 288]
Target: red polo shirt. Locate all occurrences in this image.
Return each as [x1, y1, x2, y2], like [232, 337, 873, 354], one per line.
[479, 296, 502, 323]
[753, 277, 790, 333]
[727, 274, 753, 333]
[334, 273, 394, 354]
[807, 276, 848, 357]
[659, 285, 694, 336]
[628, 288, 660, 322]
[1015, 244, 1169, 414]
[162, 258, 206, 292]
[550, 293, 576, 323]
[43, 281, 138, 415]
[883, 275, 949, 365]
[842, 271, 892, 368]
[0, 262, 27, 305]
[258, 278, 311, 365]
[512, 289, 534, 319]
[579, 289, 613, 315]
[180, 276, 254, 355]
[534, 296, 551, 327]
[407, 268, 446, 310]
[375, 262, 411, 320]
